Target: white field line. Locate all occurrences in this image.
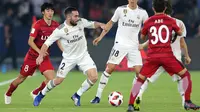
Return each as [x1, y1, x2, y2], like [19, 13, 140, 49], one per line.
[0, 72, 38, 86]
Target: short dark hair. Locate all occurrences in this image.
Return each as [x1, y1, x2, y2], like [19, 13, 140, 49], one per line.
[153, 0, 167, 13]
[41, 2, 54, 12]
[165, 0, 172, 15]
[64, 6, 78, 16]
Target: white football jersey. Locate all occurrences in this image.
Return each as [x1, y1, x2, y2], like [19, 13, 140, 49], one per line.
[44, 18, 95, 60]
[111, 5, 148, 48]
[171, 18, 187, 59]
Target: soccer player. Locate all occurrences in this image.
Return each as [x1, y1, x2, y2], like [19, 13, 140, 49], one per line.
[33, 7, 105, 106]
[91, 0, 149, 103]
[133, 0, 191, 110]
[4, 3, 60, 104]
[127, 0, 200, 111]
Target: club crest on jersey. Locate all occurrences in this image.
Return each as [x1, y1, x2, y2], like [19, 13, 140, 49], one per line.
[64, 28, 68, 33]
[123, 9, 127, 17]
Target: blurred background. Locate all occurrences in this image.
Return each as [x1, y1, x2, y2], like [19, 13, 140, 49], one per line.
[0, 0, 200, 73]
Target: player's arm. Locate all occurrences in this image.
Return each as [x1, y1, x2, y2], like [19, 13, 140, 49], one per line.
[180, 38, 191, 64]
[93, 7, 120, 46]
[94, 22, 105, 29]
[173, 20, 183, 36]
[56, 40, 64, 52]
[28, 36, 41, 54]
[139, 40, 149, 50]
[36, 29, 61, 65]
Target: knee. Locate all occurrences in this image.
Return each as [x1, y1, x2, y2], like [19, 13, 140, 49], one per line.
[54, 77, 64, 85]
[105, 64, 116, 74]
[134, 65, 142, 75]
[138, 74, 146, 81]
[88, 72, 98, 83]
[13, 75, 26, 85]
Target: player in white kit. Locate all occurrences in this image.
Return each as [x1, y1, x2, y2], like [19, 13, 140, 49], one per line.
[33, 7, 105, 106]
[91, 0, 149, 103]
[133, 0, 191, 110]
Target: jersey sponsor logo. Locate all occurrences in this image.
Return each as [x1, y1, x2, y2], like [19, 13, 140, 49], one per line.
[67, 35, 83, 43]
[122, 19, 139, 27]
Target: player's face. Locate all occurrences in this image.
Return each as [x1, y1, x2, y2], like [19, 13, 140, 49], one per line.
[43, 8, 54, 20]
[128, 0, 138, 7]
[69, 11, 79, 26]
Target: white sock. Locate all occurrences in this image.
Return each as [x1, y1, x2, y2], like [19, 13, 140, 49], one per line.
[137, 80, 149, 100]
[77, 79, 94, 96]
[41, 80, 56, 95]
[96, 71, 110, 98]
[177, 79, 185, 106]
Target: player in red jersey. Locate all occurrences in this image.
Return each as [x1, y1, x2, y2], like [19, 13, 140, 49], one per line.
[4, 2, 61, 104]
[127, 0, 200, 111]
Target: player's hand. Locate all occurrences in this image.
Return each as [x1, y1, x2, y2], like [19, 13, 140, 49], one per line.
[138, 44, 144, 51]
[36, 55, 44, 65]
[185, 56, 191, 65]
[93, 37, 102, 46]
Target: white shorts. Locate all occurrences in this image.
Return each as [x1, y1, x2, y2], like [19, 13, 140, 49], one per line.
[148, 55, 182, 83]
[56, 53, 97, 78]
[107, 44, 142, 68]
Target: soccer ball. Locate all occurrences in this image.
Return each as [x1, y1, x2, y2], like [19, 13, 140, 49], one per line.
[108, 91, 123, 107]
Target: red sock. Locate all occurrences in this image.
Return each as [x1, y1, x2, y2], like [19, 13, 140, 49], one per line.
[6, 83, 18, 96]
[180, 71, 192, 101]
[129, 77, 145, 105]
[32, 81, 46, 95]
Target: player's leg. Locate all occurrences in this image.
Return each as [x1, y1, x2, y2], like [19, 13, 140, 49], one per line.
[172, 75, 185, 106]
[4, 57, 36, 104]
[163, 57, 200, 110]
[71, 53, 98, 106]
[91, 45, 127, 103]
[31, 57, 55, 99]
[138, 67, 165, 100]
[33, 59, 75, 106]
[4, 74, 27, 104]
[127, 58, 160, 112]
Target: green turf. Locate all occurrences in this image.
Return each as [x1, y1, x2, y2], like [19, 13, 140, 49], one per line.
[0, 71, 200, 112]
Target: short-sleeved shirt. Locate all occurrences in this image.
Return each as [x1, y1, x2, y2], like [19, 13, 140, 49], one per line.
[28, 19, 59, 57]
[141, 14, 180, 58]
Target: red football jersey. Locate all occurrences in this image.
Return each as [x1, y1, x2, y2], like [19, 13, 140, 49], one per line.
[28, 19, 59, 57]
[141, 14, 180, 58]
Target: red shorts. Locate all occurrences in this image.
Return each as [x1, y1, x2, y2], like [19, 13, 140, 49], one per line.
[20, 53, 54, 76]
[140, 56, 185, 78]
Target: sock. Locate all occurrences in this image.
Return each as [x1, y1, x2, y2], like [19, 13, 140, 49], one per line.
[129, 77, 145, 105]
[96, 71, 110, 98]
[132, 76, 138, 85]
[6, 83, 18, 96]
[77, 79, 94, 96]
[177, 79, 185, 106]
[137, 80, 149, 100]
[41, 80, 56, 95]
[32, 81, 46, 95]
[180, 71, 192, 101]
